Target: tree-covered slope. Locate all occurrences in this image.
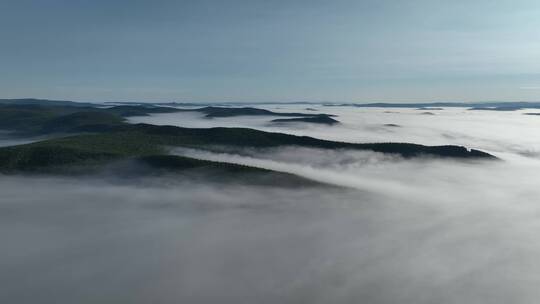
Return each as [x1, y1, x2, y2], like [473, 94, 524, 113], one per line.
[0, 101, 496, 177]
[192, 106, 336, 118]
[0, 121, 495, 175]
[0, 136, 324, 187]
[0, 104, 179, 135]
[271, 115, 340, 125]
[110, 124, 495, 159]
[0, 103, 340, 135]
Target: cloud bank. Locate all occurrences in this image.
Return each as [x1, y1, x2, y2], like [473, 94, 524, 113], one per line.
[3, 106, 540, 303]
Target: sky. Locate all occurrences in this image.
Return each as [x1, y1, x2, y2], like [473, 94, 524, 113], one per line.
[1, 0, 540, 103]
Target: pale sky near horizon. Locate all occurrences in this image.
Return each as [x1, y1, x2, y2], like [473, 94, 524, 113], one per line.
[1, 0, 539, 103]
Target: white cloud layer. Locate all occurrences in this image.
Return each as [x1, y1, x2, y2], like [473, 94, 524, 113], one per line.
[3, 106, 540, 303]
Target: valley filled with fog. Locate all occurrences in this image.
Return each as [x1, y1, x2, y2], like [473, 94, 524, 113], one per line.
[3, 105, 540, 303]
[131, 104, 540, 158]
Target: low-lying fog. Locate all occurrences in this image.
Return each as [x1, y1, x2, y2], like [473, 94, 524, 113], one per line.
[0, 132, 44, 147]
[3, 106, 540, 303]
[130, 105, 540, 157]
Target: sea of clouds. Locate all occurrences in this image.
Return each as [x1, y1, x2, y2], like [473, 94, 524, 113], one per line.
[2, 105, 540, 303]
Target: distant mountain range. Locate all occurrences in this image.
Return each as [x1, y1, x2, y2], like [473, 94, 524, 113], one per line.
[3, 98, 540, 110]
[348, 102, 540, 111]
[0, 98, 98, 107]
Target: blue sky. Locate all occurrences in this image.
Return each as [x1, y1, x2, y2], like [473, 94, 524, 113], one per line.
[1, 0, 539, 102]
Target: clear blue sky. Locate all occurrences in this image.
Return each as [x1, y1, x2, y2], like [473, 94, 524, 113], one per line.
[1, 0, 539, 102]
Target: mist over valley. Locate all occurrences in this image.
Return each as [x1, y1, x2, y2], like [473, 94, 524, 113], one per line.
[1, 100, 539, 303]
